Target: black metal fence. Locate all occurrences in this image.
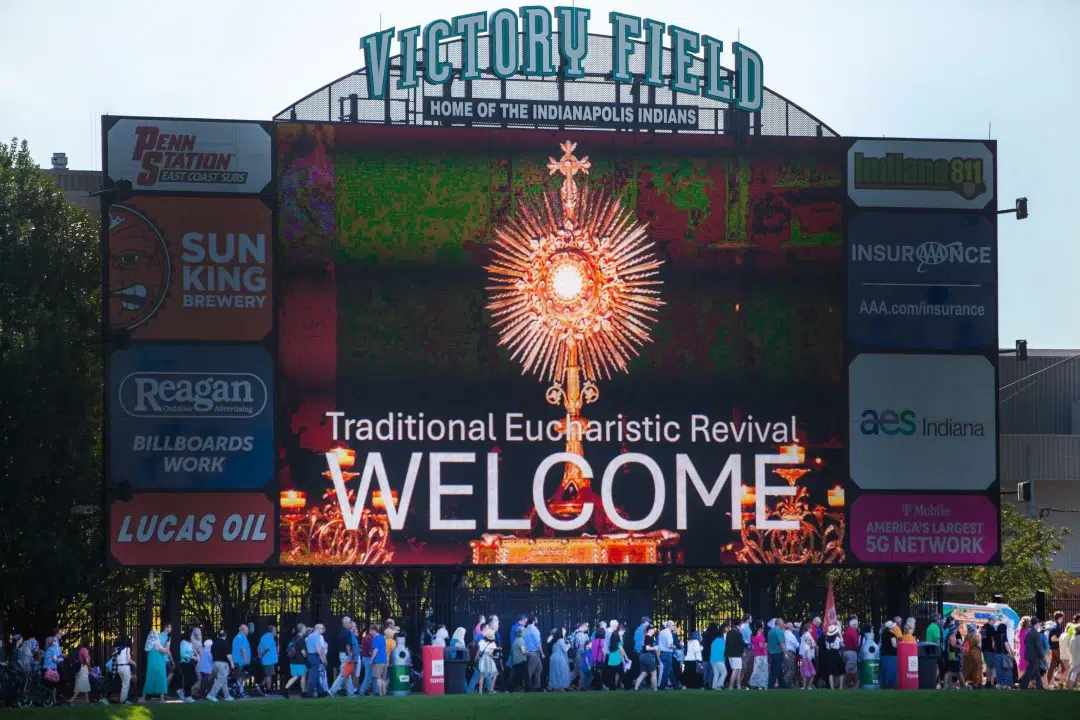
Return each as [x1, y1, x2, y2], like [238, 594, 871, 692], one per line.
[30, 569, 1080, 671]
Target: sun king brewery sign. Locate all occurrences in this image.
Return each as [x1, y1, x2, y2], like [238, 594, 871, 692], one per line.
[360, 8, 763, 130]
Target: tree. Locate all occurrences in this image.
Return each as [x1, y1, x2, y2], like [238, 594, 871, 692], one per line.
[932, 503, 1070, 605]
[0, 138, 103, 639]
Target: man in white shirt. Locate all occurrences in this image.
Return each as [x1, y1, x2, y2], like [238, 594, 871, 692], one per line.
[783, 622, 800, 654]
[658, 621, 676, 689]
[783, 621, 800, 688]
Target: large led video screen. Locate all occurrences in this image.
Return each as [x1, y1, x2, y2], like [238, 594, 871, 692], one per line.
[276, 124, 848, 566]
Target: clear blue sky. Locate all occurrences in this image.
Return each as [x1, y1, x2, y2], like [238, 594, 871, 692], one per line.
[2, 0, 1076, 347]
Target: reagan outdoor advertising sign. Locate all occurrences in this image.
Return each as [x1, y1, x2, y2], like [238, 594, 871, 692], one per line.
[109, 344, 274, 490]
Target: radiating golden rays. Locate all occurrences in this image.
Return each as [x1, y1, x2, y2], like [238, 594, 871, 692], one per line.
[485, 141, 664, 383]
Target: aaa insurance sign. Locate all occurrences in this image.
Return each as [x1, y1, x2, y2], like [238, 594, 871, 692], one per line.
[105, 118, 272, 194]
[109, 344, 274, 490]
[847, 139, 994, 210]
[849, 354, 996, 491]
[848, 213, 996, 351]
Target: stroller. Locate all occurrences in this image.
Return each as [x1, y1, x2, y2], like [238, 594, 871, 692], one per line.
[88, 668, 108, 704]
[227, 667, 247, 699]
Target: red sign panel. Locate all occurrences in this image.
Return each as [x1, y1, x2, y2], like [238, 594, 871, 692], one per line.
[109, 493, 275, 566]
[107, 197, 272, 341]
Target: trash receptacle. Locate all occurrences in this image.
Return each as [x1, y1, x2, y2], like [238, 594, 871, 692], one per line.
[859, 629, 880, 689]
[898, 639, 918, 690]
[422, 646, 445, 695]
[444, 645, 467, 695]
[917, 643, 940, 690]
[390, 646, 412, 696]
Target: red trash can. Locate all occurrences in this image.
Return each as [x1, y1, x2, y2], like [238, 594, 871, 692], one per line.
[423, 646, 445, 695]
[898, 640, 918, 690]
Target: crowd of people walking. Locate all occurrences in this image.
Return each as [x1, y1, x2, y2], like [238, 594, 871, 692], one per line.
[3, 609, 1079, 707]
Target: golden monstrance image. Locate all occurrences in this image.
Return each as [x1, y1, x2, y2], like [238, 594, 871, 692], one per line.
[475, 141, 678, 564]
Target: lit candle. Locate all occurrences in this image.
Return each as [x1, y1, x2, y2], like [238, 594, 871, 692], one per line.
[827, 485, 845, 508]
[331, 446, 356, 469]
[280, 490, 306, 511]
[372, 489, 399, 510]
[779, 444, 805, 464]
[741, 486, 756, 506]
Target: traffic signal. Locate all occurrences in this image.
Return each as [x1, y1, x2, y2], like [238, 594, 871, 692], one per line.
[1016, 197, 1028, 220]
[1016, 339, 1028, 361]
[1017, 481, 1032, 503]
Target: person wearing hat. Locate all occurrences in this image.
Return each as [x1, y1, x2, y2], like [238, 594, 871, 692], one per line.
[820, 625, 845, 689]
[879, 621, 898, 688]
[476, 627, 500, 694]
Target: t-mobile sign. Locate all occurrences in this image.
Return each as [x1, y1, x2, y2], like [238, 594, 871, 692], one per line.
[849, 494, 998, 564]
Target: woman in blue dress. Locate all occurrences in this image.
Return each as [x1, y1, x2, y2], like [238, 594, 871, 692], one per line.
[547, 629, 571, 690]
[142, 626, 170, 701]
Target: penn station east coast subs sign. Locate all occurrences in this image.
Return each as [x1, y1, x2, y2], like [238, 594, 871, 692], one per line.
[359, 8, 764, 130]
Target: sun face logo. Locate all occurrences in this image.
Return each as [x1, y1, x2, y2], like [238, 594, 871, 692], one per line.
[108, 205, 170, 330]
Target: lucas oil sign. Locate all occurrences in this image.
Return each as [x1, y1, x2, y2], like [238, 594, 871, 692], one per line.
[109, 493, 275, 566]
[109, 344, 274, 490]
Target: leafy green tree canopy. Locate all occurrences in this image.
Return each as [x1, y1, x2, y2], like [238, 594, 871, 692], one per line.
[0, 138, 102, 638]
[935, 503, 1070, 604]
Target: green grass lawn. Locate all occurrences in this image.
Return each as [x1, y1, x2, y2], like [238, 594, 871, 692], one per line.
[22, 690, 1080, 720]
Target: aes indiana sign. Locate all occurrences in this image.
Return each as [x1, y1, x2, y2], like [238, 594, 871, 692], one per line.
[361, 8, 763, 112]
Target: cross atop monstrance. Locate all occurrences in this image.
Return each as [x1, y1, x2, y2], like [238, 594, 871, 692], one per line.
[547, 141, 591, 224]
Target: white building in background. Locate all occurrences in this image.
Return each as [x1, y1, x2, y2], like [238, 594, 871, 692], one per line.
[44, 152, 102, 215]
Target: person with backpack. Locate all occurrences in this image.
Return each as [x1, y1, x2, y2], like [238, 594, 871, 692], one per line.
[282, 624, 307, 699]
[569, 622, 591, 690]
